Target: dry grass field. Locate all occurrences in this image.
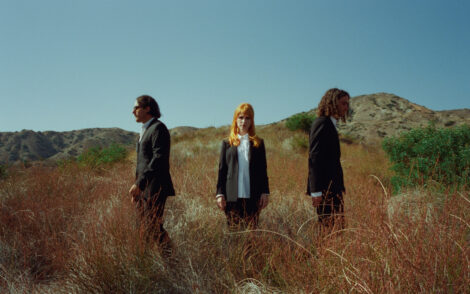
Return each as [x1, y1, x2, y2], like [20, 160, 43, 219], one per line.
[1, 124, 469, 293]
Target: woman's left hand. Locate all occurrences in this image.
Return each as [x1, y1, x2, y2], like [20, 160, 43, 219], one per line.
[259, 194, 269, 210]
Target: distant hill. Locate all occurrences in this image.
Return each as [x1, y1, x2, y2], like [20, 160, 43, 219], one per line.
[0, 128, 138, 164]
[281, 93, 470, 144]
[1, 93, 468, 164]
[340, 93, 470, 143]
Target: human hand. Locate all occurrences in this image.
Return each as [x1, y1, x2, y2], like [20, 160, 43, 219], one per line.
[129, 184, 141, 203]
[259, 194, 269, 210]
[216, 196, 226, 211]
[312, 196, 322, 207]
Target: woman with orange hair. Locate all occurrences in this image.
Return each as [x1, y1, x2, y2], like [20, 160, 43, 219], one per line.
[216, 103, 270, 228]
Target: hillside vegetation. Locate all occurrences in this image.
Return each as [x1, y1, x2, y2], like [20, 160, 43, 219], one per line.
[383, 124, 470, 192]
[1, 93, 469, 165]
[0, 128, 137, 163]
[1, 122, 469, 293]
[340, 93, 470, 144]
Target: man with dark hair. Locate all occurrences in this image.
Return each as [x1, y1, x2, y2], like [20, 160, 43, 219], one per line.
[135, 94, 161, 118]
[307, 88, 350, 229]
[129, 94, 175, 254]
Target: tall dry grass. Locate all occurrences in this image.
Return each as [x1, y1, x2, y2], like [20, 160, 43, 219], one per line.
[0, 124, 468, 293]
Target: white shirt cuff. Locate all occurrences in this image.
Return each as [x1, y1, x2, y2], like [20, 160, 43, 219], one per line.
[216, 194, 225, 199]
[310, 192, 322, 197]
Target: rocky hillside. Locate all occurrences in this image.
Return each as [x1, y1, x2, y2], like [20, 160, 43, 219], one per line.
[0, 128, 137, 164]
[168, 93, 469, 145]
[1, 93, 468, 163]
[285, 93, 469, 144]
[340, 93, 470, 143]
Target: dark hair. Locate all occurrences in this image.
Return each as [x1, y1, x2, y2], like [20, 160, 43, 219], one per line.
[136, 95, 161, 118]
[317, 88, 350, 122]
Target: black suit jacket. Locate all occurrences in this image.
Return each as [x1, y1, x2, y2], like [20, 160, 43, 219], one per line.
[136, 118, 175, 199]
[307, 116, 345, 195]
[216, 139, 269, 203]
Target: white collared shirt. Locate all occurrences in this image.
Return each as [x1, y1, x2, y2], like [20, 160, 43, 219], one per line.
[330, 116, 337, 128]
[139, 117, 155, 142]
[237, 134, 251, 198]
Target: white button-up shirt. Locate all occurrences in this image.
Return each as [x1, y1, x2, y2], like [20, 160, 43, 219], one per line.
[237, 134, 251, 198]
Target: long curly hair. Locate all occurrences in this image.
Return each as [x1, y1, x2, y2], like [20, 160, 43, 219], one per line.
[228, 103, 261, 147]
[317, 88, 350, 122]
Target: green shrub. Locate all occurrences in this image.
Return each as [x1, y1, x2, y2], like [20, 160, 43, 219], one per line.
[286, 112, 316, 133]
[77, 144, 128, 169]
[382, 124, 470, 193]
[290, 134, 309, 151]
[0, 164, 7, 179]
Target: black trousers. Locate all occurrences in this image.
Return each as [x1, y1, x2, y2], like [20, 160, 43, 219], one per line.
[225, 198, 260, 229]
[317, 192, 344, 229]
[136, 193, 170, 246]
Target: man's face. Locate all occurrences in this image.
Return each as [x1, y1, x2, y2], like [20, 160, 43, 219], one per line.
[132, 101, 150, 123]
[337, 95, 350, 118]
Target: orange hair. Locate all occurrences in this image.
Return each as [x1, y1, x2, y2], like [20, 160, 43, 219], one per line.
[228, 103, 261, 147]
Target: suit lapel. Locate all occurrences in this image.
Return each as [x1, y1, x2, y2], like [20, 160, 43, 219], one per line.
[325, 117, 337, 135]
[137, 119, 158, 158]
[232, 144, 238, 172]
[141, 118, 158, 142]
[249, 140, 253, 168]
[326, 117, 340, 156]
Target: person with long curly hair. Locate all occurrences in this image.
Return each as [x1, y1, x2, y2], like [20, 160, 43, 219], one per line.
[307, 88, 350, 229]
[216, 103, 269, 229]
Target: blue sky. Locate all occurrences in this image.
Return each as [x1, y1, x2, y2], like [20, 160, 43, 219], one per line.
[1, 0, 469, 133]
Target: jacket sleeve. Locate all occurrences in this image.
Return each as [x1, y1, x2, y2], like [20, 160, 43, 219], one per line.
[308, 120, 327, 193]
[216, 141, 228, 197]
[258, 139, 270, 194]
[136, 123, 170, 191]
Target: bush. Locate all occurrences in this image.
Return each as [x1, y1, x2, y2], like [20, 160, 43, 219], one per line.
[286, 112, 316, 133]
[290, 134, 309, 151]
[0, 164, 7, 179]
[77, 144, 128, 169]
[382, 124, 470, 193]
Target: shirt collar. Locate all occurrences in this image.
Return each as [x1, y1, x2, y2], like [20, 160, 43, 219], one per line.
[238, 133, 249, 140]
[330, 116, 337, 127]
[142, 117, 155, 129]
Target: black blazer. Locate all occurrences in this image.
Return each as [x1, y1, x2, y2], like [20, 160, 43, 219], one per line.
[216, 139, 269, 203]
[307, 116, 345, 195]
[136, 118, 175, 199]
